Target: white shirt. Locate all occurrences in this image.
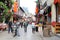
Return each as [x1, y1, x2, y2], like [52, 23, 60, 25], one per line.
[32, 23, 35, 28]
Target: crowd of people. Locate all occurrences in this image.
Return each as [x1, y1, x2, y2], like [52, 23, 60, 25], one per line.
[8, 18, 37, 37]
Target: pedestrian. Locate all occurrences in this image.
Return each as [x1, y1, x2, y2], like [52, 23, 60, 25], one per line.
[16, 20, 20, 36]
[20, 20, 23, 28]
[14, 21, 20, 37]
[13, 20, 20, 37]
[32, 21, 36, 33]
[35, 23, 38, 32]
[24, 21, 28, 32]
[8, 20, 13, 33]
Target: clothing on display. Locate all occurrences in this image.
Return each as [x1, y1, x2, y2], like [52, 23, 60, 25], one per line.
[40, 9, 44, 14]
[47, 6, 51, 14]
[47, 0, 52, 6]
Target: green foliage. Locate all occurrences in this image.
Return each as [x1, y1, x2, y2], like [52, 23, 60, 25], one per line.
[0, 2, 13, 22]
[0, 0, 14, 22]
[0, 2, 8, 22]
[0, 0, 13, 9]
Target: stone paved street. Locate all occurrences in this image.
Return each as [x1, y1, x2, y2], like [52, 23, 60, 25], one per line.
[0, 24, 60, 40]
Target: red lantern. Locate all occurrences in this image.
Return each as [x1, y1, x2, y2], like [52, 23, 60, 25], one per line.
[54, 0, 58, 4]
[51, 21, 56, 27]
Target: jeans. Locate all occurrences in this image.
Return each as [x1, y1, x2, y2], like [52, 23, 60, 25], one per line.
[14, 27, 20, 37]
[24, 27, 27, 32]
[8, 27, 13, 33]
[15, 28, 17, 35]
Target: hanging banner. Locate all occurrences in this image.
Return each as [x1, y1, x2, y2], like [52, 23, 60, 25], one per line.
[13, 2, 18, 13]
[35, 6, 39, 14]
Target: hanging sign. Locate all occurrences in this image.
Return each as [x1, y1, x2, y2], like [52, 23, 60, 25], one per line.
[13, 2, 18, 13]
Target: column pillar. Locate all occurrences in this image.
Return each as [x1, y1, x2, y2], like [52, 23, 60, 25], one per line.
[51, 4, 56, 22]
[51, 1, 56, 33]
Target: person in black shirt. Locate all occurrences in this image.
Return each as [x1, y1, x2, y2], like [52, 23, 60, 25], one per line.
[8, 20, 13, 33]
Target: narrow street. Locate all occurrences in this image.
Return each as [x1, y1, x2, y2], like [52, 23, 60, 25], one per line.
[0, 24, 60, 40]
[0, 0, 60, 40]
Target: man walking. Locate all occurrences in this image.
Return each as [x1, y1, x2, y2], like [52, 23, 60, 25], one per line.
[13, 20, 20, 37]
[8, 20, 13, 33]
[24, 21, 28, 32]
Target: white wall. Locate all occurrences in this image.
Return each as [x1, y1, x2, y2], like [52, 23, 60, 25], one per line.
[51, 4, 56, 22]
[17, 0, 20, 7]
[51, 0, 56, 33]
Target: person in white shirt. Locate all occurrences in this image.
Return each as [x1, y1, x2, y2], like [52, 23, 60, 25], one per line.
[13, 20, 20, 37]
[32, 22, 36, 33]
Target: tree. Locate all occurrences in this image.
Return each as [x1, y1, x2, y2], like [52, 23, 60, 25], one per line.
[0, 2, 8, 22]
[0, 0, 14, 23]
[0, 0, 13, 9]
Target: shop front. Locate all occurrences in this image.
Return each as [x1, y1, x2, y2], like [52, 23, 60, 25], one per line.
[53, 0, 60, 34]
